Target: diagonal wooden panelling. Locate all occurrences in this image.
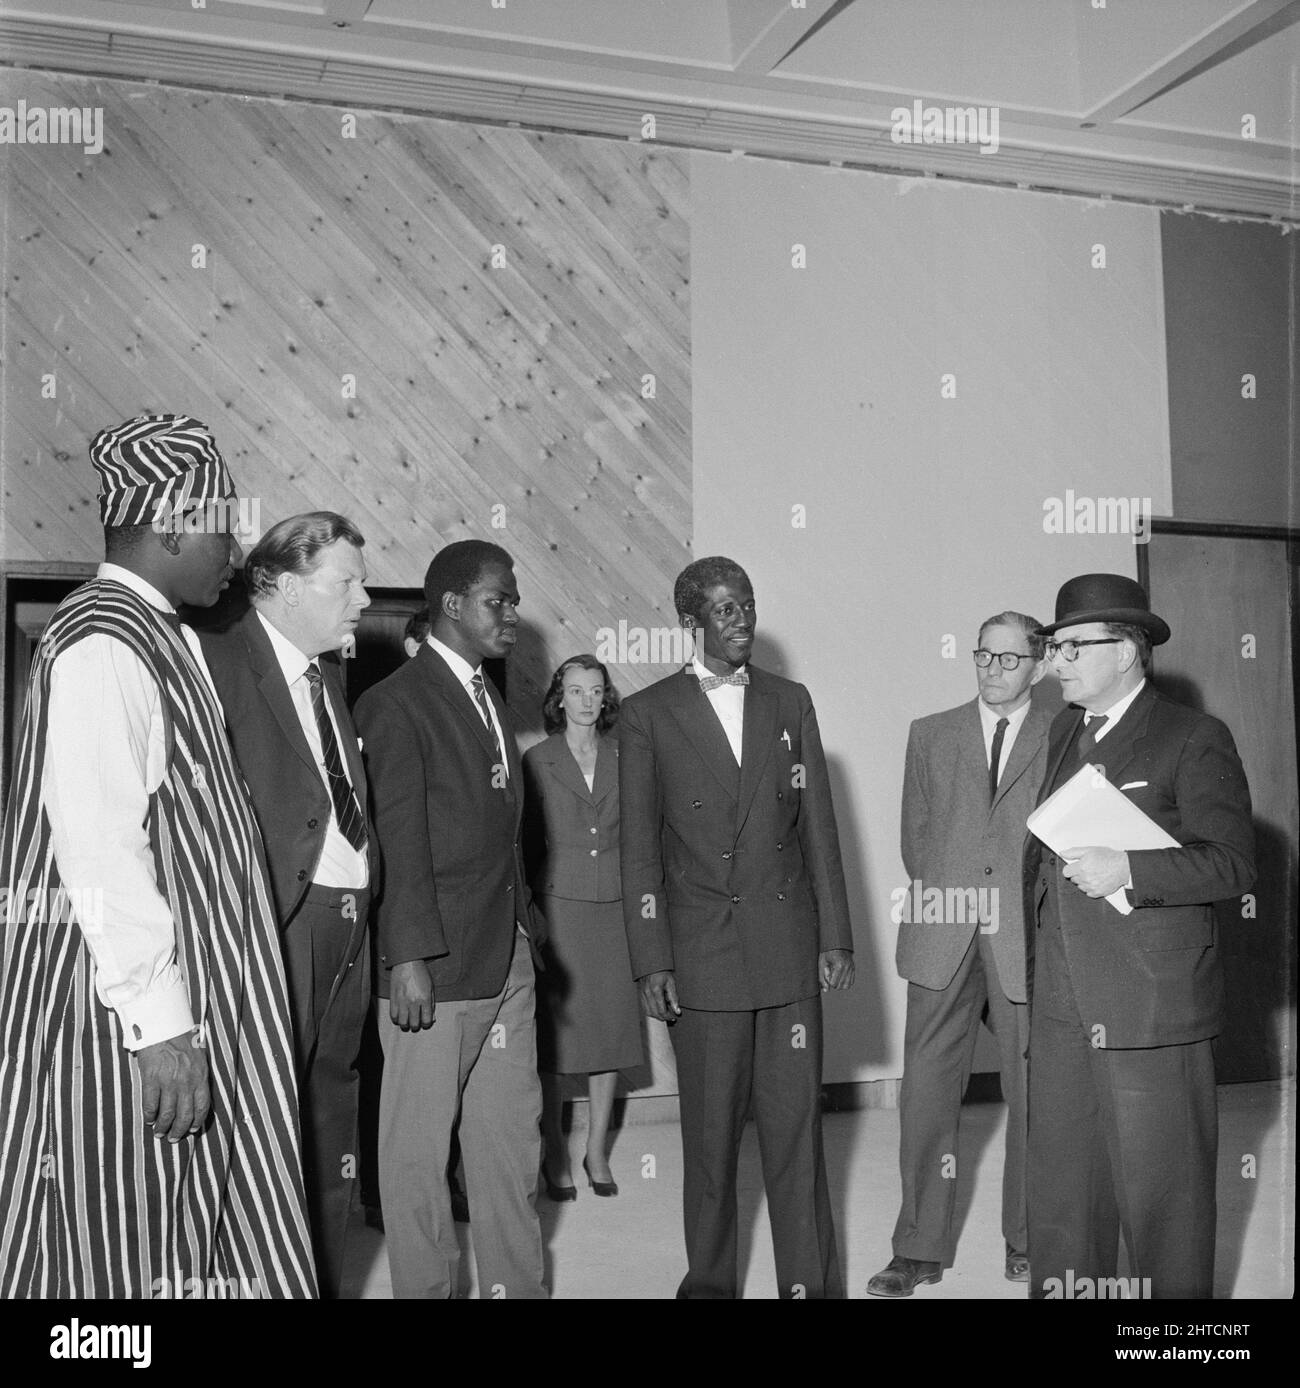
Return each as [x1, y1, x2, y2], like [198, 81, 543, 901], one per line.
[0, 71, 691, 728]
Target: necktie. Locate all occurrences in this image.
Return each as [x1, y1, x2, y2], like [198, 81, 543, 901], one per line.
[1076, 712, 1109, 761]
[698, 670, 750, 693]
[989, 717, 1008, 802]
[470, 672, 507, 776]
[304, 663, 368, 854]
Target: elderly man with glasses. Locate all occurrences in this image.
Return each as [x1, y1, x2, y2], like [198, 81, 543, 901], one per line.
[867, 611, 1051, 1296]
[1024, 573, 1255, 1300]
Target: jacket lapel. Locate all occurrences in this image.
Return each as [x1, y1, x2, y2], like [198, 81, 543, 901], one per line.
[1039, 704, 1086, 803]
[591, 732, 617, 806]
[735, 673, 779, 834]
[419, 644, 501, 767]
[1089, 684, 1157, 786]
[991, 703, 1049, 812]
[667, 669, 740, 800]
[545, 733, 595, 805]
[243, 611, 319, 781]
[961, 700, 990, 805]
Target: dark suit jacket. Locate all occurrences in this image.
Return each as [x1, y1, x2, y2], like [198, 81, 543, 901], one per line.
[1024, 683, 1255, 1048]
[353, 642, 538, 1002]
[896, 697, 1051, 1003]
[522, 730, 620, 902]
[618, 666, 853, 1011]
[199, 609, 378, 934]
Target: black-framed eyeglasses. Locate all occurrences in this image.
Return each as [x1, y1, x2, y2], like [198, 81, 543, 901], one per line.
[1045, 638, 1122, 662]
[973, 649, 1034, 670]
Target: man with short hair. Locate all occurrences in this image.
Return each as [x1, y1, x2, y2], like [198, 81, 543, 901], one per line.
[620, 556, 855, 1298]
[1025, 573, 1255, 1299]
[200, 511, 376, 1298]
[867, 611, 1050, 1297]
[355, 540, 546, 1299]
[0, 414, 315, 1297]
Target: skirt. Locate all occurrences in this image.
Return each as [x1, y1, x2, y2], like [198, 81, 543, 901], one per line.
[535, 895, 646, 1076]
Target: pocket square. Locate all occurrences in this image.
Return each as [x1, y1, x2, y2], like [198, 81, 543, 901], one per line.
[1120, 781, 1147, 790]
[357, 737, 365, 751]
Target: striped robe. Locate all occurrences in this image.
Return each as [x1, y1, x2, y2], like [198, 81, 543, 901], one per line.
[0, 580, 317, 1298]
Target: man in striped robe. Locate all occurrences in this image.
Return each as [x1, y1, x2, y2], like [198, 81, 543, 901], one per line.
[0, 414, 316, 1298]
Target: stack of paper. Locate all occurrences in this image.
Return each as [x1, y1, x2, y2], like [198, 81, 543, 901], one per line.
[1027, 764, 1179, 915]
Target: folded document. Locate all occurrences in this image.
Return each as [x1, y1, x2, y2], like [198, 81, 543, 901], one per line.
[1027, 764, 1179, 916]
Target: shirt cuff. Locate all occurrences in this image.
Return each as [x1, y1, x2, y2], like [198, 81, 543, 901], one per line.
[113, 978, 195, 1052]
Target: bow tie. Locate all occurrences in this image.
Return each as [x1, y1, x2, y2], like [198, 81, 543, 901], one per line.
[698, 670, 749, 693]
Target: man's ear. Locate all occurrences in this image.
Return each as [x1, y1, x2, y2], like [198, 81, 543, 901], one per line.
[275, 569, 300, 607]
[1029, 659, 1048, 687]
[157, 528, 182, 558]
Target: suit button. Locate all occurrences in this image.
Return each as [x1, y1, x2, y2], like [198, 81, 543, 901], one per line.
[776, 842, 783, 851]
[296, 869, 307, 882]
[590, 849, 598, 857]
[776, 791, 784, 800]
[590, 827, 598, 835]
[722, 852, 732, 860]
[730, 895, 741, 904]
[984, 866, 993, 875]
[307, 817, 319, 829]
[692, 800, 702, 809]
[506, 884, 514, 893]
[777, 892, 786, 901]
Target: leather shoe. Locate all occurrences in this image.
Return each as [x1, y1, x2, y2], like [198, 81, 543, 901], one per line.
[865, 1255, 942, 1297]
[542, 1168, 577, 1202]
[583, 1155, 618, 1197]
[1005, 1245, 1030, 1282]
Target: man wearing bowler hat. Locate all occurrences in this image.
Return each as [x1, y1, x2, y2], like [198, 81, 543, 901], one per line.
[1024, 573, 1255, 1299]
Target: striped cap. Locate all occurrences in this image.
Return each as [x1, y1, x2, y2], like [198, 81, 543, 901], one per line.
[90, 414, 236, 528]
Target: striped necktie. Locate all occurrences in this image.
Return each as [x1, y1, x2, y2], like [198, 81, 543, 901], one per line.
[304, 663, 367, 854]
[471, 672, 508, 776]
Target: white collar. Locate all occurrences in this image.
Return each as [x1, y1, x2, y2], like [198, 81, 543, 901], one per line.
[1087, 678, 1146, 731]
[427, 633, 481, 688]
[255, 608, 313, 685]
[97, 562, 176, 615]
[977, 697, 1032, 733]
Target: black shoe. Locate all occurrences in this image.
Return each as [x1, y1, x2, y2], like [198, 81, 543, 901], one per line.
[865, 1255, 942, 1298]
[1005, 1245, 1029, 1282]
[542, 1168, 577, 1202]
[363, 1204, 384, 1233]
[583, 1155, 618, 1197]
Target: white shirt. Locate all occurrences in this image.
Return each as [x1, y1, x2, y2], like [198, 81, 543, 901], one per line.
[1088, 679, 1146, 742]
[42, 563, 220, 1051]
[426, 635, 510, 778]
[978, 697, 1033, 786]
[693, 655, 746, 765]
[255, 611, 368, 890]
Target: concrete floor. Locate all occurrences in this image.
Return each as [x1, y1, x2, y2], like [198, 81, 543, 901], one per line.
[340, 1078, 1294, 1299]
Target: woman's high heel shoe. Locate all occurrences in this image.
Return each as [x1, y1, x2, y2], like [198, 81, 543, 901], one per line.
[583, 1155, 618, 1197]
[543, 1168, 577, 1202]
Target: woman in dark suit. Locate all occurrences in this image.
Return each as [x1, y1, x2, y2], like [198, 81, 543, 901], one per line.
[523, 655, 644, 1199]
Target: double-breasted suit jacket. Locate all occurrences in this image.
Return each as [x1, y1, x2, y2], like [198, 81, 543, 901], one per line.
[1024, 683, 1255, 1047]
[897, 697, 1051, 1003]
[619, 665, 852, 1009]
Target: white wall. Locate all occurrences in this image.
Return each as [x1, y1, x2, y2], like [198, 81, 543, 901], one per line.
[690, 154, 1172, 1082]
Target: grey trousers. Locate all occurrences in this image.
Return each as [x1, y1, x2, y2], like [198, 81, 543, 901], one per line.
[378, 933, 546, 1298]
[892, 928, 1029, 1263]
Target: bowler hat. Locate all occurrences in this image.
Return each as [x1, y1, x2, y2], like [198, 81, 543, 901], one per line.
[1038, 573, 1170, 644]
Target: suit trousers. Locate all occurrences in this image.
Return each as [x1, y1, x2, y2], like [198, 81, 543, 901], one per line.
[893, 928, 1028, 1263]
[1028, 909, 1218, 1299]
[282, 885, 371, 1299]
[378, 932, 546, 1299]
[671, 996, 842, 1299]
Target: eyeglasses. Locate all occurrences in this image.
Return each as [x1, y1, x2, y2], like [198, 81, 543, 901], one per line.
[972, 649, 1034, 670]
[1045, 638, 1122, 662]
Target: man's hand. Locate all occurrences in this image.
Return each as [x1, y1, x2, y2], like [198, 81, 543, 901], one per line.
[1062, 846, 1131, 899]
[390, 959, 435, 1031]
[819, 949, 855, 991]
[137, 1031, 210, 1143]
[639, 970, 682, 1024]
